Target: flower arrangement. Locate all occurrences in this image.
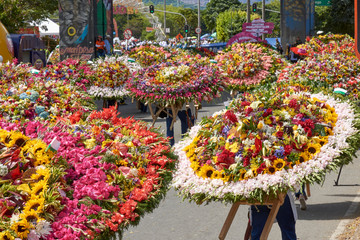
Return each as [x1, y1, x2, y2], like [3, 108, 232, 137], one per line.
[172, 89, 360, 204]
[278, 35, 360, 89]
[0, 106, 176, 239]
[128, 45, 173, 67]
[0, 122, 63, 239]
[215, 42, 287, 92]
[47, 46, 60, 65]
[126, 60, 224, 106]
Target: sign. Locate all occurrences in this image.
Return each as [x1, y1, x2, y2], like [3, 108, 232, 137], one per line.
[195, 27, 201, 34]
[113, 5, 127, 15]
[146, 27, 154, 32]
[166, 28, 170, 33]
[315, 0, 331, 6]
[123, 28, 132, 40]
[242, 19, 274, 37]
[226, 32, 263, 47]
[176, 33, 183, 40]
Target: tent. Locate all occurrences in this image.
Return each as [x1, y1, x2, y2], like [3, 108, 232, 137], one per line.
[36, 19, 59, 36]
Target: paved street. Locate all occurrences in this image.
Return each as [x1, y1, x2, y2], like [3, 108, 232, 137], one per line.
[97, 93, 360, 240]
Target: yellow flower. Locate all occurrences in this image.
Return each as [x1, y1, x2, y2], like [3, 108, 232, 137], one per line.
[296, 152, 310, 165]
[0, 231, 14, 240]
[306, 142, 321, 155]
[24, 196, 45, 213]
[20, 209, 41, 224]
[11, 219, 31, 239]
[30, 180, 48, 197]
[8, 131, 29, 147]
[84, 138, 97, 149]
[274, 158, 286, 171]
[199, 164, 215, 179]
[238, 169, 247, 180]
[31, 167, 50, 183]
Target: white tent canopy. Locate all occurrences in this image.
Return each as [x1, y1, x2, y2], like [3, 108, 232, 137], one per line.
[35, 18, 59, 36]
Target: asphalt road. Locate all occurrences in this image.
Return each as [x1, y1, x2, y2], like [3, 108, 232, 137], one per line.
[96, 93, 360, 240]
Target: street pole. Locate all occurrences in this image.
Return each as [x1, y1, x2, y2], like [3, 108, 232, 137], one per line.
[164, 0, 166, 39]
[262, 0, 265, 40]
[197, 0, 200, 48]
[247, 0, 250, 23]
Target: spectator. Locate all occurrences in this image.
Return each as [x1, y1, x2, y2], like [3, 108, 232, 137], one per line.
[276, 39, 283, 54]
[104, 35, 112, 56]
[95, 36, 105, 58]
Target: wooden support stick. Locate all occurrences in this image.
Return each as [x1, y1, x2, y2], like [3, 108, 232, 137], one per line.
[260, 193, 286, 240]
[219, 202, 241, 240]
[306, 183, 311, 198]
[147, 103, 157, 127]
[170, 104, 179, 131]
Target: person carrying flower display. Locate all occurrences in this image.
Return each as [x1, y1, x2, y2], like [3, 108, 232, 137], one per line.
[249, 192, 298, 240]
[166, 102, 195, 146]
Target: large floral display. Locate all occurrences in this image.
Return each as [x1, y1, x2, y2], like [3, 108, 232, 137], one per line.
[172, 89, 360, 204]
[215, 42, 287, 93]
[128, 45, 174, 67]
[126, 60, 224, 106]
[0, 107, 176, 239]
[0, 61, 95, 122]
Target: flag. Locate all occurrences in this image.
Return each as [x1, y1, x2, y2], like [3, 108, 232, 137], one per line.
[46, 137, 61, 152]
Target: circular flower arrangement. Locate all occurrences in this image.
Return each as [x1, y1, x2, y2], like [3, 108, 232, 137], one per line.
[127, 61, 224, 106]
[215, 42, 287, 92]
[172, 89, 360, 204]
[0, 106, 176, 239]
[128, 45, 173, 67]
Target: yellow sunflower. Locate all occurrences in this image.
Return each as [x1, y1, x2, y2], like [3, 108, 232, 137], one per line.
[199, 164, 215, 179]
[274, 158, 286, 171]
[11, 219, 31, 239]
[8, 131, 29, 147]
[190, 161, 201, 173]
[266, 165, 277, 174]
[238, 168, 247, 180]
[0, 129, 9, 144]
[0, 231, 14, 240]
[30, 180, 48, 197]
[30, 167, 50, 183]
[211, 170, 222, 179]
[20, 209, 41, 224]
[3, 131, 15, 147]
[296, 152, 310, 165]
[314, 136, 328, 146]
[306, 142, 321, 156]
[23, 196, 45, 213]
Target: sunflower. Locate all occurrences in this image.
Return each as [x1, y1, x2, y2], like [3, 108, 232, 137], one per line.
[20, 209, 41, 224]
[199, 164, 215, 179]
[267, 165, 277, 174]
[211, 170, 222, 179]
[190, 161, 201, 173]
[30, 180, 48, 197]
[3, 131, 15, 147]
[23, 197, 45, 213]
[30, 167, 50, 183]
[8, 131, 29, 148]
[0, 129, 10, 144]
[296, 152, 310, 165]
[274, 158, 286, 171]
[0, 231, 14, 240]
[306, 142, 321, 155]
[314, 136, 328, 146]
[11, 219, 31, 239]
[238, 168, 247, 180]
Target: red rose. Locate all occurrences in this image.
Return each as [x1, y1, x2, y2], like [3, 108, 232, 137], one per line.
[216, 149, 235, 170]
[224, 110, 238, 124]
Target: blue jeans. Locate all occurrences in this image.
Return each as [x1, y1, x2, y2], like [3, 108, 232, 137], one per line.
[295, 184, 307, 199]
[251, 195, 297, 240]
[166, 109, 193, 146]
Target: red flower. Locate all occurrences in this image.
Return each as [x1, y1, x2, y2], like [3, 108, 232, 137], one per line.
[245, 107, 253, 115]
[284, 145, 292, 155]
[241, 101, 251, 107]
[255, 137, 262, 153]
[224, 110, 238, 124]
[288, 99, 298, 108]
[243, 156, 250, 167]
[216, 149, 235, 170]
[262, 108, 272, 117]
[276, 131, 284, 138]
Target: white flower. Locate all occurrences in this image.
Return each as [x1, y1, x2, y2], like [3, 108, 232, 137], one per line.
[35, 220, 52, 237]
[0, 164, 8, 176]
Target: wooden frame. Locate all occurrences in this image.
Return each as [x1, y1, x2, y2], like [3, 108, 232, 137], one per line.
[218, 192, 286, 240]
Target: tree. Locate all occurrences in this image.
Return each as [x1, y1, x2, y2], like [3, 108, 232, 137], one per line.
[0, 0, 58, 33]
[264, 0, 281, 37]
[216, 9, 260, 42]
[315, 0, 354, 36]
[203, 0, 244, 32]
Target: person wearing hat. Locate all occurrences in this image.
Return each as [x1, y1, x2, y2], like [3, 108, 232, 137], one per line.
[95, 35, 105, 58]
[104, 35, 112, 56]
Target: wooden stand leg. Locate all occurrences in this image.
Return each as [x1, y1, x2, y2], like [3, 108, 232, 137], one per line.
[260, 199, 282, 240]
[306, 183, 311, 198]
[219, 203, 241, 240]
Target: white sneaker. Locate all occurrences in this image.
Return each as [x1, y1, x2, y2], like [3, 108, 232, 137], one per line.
[299, 195, 307, 210]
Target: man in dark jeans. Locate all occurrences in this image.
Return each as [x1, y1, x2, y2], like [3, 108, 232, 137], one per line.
[166, 108, 194, 146]
[250, 193, 297, 240]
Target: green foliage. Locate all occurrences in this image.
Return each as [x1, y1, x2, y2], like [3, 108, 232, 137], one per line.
[203, 0, 245, 32]
[315, 0, 354, 36]
[216, 9, 260, 42]
[0, 0, 58, 33]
